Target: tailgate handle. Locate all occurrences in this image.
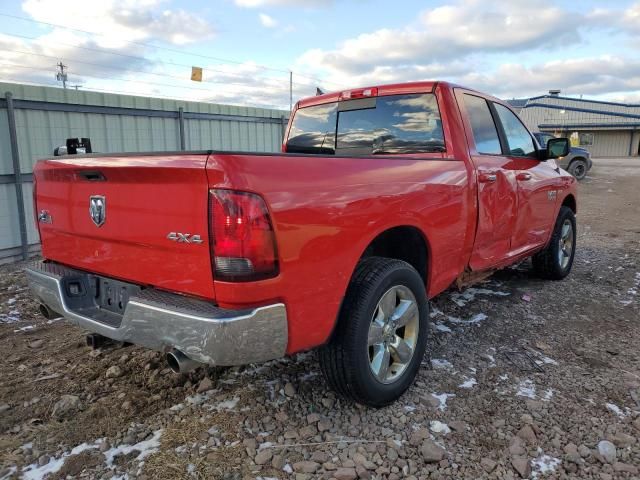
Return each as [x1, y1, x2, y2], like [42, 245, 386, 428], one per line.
[77, 170, 106, 182]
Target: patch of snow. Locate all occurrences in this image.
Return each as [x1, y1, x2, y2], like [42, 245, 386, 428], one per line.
[432, 393, 455, 411]
[0, 312, 20, 324]
[6, 297, 16, 305]
[283, 464, 293, 474]
[22, 441, 102, 480]
[299, 371, 318, 381]
[531, 454, 561, 478]
[104, 429, 163, 467]
[542, 389, 554, 402]
[185, 393, 209, 406]
[14, 325, 34, 332]
[458, 377, 477, 389]
[447, 313, 488, 325]
[429, 420, 450, 434]
[434, 323, 452, 333]
[429, 306, 444, 317]
[450, 287, 510, 307]
[516, 379, 536, 399]
[431, 359, 453, 370]
[499, 374, 509, 381]
[606, 402, 628, 418]
[403, 405, 416, 412]
[213, 397, 239, 410]
[539, 355, 558, 365]
[0, 467, 17, 480]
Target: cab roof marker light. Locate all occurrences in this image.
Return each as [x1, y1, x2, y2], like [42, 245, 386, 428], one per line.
[339, 87, 378, 101]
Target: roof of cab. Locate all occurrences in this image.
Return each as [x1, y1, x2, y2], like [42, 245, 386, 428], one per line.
[297, 80, 445, 109]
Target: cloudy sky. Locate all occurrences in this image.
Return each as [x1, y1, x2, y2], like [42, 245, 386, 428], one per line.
[0, 0, 639, 110]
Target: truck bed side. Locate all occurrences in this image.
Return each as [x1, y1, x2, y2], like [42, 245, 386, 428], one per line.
[206, 152, 474, 353]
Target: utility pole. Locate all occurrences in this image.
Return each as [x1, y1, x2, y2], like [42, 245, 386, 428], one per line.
[289, 71, 293, 112]
[56, 61, 67, 89]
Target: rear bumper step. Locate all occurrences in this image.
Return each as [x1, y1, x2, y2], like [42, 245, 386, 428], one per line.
[25, 261, 288, 366]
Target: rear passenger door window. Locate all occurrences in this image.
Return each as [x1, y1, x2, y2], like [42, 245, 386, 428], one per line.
[494, 104, 537, 157]
[336, 93, 445, 155]
[462, 94, 502, 155]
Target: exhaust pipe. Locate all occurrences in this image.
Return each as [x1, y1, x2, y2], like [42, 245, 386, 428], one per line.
[39, 303, 58, 320]
[166, 349, 201, 374]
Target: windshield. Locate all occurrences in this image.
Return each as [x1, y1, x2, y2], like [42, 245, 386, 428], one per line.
[535, 133, 554, 147]
[287, 93, 445, 155]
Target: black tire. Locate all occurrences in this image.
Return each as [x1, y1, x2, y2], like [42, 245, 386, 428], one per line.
[568, 159, 588, 180]
[318, 257, 429, 407]
[532, 206, 576, 280]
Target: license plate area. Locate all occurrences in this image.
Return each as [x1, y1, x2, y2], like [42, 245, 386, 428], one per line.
[96, 277, 141, 315]
[60, 273, 142, 328]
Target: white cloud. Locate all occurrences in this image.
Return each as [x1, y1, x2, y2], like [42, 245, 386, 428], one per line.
[259, 13, 278, 28]
[235, 0, 330, 7]
[462, 56, 640, 98]
[21, 0, 214, 47]
[299, 0, 580, 76]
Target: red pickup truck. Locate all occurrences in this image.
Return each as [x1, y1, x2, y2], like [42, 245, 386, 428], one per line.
[27, 81, 577, 406]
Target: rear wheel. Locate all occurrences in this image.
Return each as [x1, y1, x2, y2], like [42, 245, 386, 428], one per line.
[532, 206, 576, 280]
[568, 159, 588, 180]
[319, 257, 429, 407]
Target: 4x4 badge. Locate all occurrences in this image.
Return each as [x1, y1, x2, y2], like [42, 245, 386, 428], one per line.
[89, 195, 106, 227]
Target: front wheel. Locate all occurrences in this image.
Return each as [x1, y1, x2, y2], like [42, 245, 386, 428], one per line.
[318, 257, 429, 407]
[532, 206, 576, 280]
[568, 159, 588, 180]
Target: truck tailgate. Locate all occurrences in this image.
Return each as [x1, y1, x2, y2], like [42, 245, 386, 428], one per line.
[33, 154, 215, 299]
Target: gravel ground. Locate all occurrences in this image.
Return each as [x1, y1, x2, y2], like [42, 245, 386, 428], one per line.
[0, 158, 639, 480]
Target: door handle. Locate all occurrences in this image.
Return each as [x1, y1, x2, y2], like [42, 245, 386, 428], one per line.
[516, 172, 532, 181]
[478, 172, 497, 183]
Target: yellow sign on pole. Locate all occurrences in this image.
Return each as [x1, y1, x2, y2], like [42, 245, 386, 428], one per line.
[191, 66, 203, 82]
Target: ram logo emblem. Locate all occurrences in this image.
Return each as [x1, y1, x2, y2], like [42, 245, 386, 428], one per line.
[167, 232, 204, 244]
[89, 195, 106, 227]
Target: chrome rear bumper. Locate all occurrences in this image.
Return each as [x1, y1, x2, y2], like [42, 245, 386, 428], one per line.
[25, 261, 288, 366]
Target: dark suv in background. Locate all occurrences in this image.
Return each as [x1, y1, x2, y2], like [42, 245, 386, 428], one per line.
[534, 132, 592, 180]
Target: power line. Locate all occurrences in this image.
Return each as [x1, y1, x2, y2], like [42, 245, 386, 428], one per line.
[0, 12, 345, 88]
[0, 49, 325, 100]
[0, 60, 315, 99]
[0, 74, 293, 109]
[0, 47, 286, 90]
[0, 32, 333, 91]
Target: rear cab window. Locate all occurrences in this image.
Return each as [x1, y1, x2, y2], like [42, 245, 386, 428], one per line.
[286, 93, 445, 156]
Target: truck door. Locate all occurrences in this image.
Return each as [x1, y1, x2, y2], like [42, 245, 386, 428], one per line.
[457, 92, 518, 271]
[491, 103, 559, 254]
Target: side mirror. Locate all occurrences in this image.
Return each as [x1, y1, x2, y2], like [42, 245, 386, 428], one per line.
[546, 137, 570, 159]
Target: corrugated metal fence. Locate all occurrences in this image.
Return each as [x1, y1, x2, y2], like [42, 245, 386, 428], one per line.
[0, 82, 288, 264]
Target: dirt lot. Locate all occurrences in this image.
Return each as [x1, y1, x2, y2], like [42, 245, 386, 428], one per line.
[1, 158, 639, 480]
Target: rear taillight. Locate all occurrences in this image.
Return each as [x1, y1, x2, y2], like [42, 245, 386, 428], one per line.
[33, 177, 41, 238]
[209, 189, 278, 281]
